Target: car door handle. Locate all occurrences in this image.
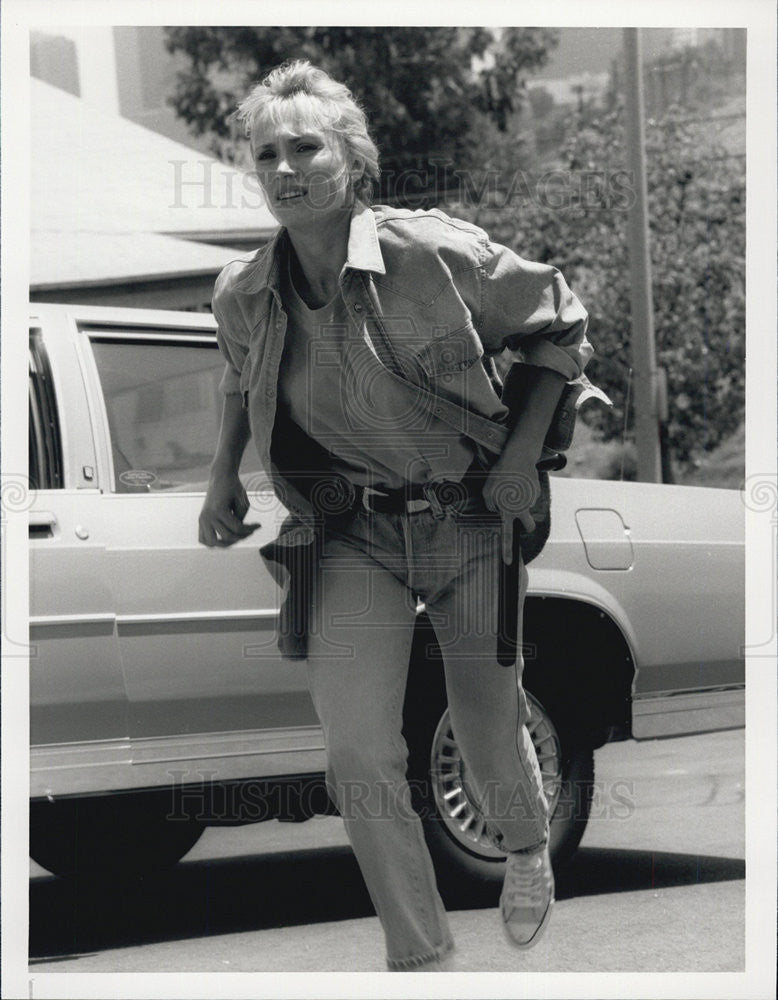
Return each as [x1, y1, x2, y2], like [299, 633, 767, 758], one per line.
[29, 512, 56, 539]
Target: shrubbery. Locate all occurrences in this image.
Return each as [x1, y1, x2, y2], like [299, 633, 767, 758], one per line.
[441, 102, 745, 474]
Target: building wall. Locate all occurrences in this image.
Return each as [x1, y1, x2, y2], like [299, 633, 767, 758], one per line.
[112, 27, 213, 155]
[30, 31, 80, 97]
[30, 25, 212, 154]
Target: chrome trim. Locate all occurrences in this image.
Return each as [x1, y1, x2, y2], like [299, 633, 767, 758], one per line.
[129, 742, 326, 767]
[633, 683, 745, 702]
[100, 487, 278, 502]
[32, 738, 132, 755]
[632, 686, 745, 740]
[31, 609, 280, 628]
[31, 728, 328, 797]
[72, 308, 217, 330]
[86, 332, 217, 344]
[116, 609, 279, 625]
[31, 613, 116, 627]
[74, 328, 119, 493]
[129, 725, 324, 757]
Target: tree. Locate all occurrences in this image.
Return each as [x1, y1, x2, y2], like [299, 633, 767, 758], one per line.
[163, 26, 558, 192]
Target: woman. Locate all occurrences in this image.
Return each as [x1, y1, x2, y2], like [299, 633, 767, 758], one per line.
[199, 60, 592, 971]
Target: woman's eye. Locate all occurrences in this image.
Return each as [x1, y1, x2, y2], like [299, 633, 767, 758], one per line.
[256, 150, 275, 161]
[297, 143, 318, 153]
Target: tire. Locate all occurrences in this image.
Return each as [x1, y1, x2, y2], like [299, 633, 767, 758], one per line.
[30, 793, 205, 879]
[408, 691, 594, 905]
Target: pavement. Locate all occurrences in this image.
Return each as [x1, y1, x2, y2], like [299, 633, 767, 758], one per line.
[28, 729, 747, 976]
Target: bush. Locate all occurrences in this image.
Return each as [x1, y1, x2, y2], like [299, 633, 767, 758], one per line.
[442, 101, 745, 475]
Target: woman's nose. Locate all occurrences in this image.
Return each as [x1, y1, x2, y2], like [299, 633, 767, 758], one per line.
[276, 155, 295, 176]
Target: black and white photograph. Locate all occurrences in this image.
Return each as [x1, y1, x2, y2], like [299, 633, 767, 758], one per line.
[1, 1, 776, 997]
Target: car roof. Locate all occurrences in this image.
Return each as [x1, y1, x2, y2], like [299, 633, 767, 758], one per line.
[28, 302, 217, 332]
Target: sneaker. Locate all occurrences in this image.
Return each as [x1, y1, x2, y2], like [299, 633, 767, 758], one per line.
[500, 845, 555, 949]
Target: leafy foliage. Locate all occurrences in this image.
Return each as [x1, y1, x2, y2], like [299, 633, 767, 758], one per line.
[163, 26, 558, 187]
[441, 102, 745, 471]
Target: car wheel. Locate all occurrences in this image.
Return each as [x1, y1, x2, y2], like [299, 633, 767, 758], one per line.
[30, 794, 205, 879]
[409, 691, 594, 904]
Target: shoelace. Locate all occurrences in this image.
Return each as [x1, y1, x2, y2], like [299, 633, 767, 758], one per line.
[502, 855, 552, 906]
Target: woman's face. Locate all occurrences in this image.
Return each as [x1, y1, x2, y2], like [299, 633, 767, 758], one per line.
[253, 115, 354, 230]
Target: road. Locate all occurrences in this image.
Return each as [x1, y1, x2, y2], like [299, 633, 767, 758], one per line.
[29, 729, 745, 974]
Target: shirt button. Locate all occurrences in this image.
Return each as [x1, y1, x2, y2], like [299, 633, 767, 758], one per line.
[353, 303, 363, 313]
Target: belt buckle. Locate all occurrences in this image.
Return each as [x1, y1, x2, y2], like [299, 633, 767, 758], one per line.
[406, 497, 432, 515]
[362, 485, 389, 513]
[421, 482, 446, 520]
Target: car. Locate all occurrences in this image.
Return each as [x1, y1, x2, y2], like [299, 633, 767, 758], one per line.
[28, 302, 745, 894]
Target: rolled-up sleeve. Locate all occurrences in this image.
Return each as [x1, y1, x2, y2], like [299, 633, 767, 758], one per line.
[212, 276, 247, 397]
[476, 241, 592, 381]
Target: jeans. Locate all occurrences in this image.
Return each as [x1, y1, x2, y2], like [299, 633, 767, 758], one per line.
[304, 498, 549, 970]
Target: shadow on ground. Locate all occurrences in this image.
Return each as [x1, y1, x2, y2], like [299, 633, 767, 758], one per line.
[29, 845, 744, 962]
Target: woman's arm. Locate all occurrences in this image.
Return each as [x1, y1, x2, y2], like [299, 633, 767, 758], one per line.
[500, 364, 568, 458]
[482, 364, 567, 563]
[464, 238, 589, 560]
[198, 393, 260, 547]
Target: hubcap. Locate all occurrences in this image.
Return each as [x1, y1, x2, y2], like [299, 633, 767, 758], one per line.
[429, 692, 563, 859]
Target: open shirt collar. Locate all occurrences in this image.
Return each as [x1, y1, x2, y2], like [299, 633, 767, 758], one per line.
[231, 200, 385, 296]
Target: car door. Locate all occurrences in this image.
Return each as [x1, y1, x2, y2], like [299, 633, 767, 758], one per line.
[535, 475, 744, 739]
[29, 320, 130, 797]
[605, 480, 745, 738]
[76, 313, 323, 787]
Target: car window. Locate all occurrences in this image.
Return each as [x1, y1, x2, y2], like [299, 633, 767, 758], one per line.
[89, 337, 262, 493]
[29, 330, 64, 491]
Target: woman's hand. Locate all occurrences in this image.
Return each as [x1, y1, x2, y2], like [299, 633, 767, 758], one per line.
[198, 472, 260, 547]
[482, 454, 539, 564]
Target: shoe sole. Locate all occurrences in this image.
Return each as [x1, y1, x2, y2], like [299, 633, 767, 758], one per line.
[502, 896, 554, 951]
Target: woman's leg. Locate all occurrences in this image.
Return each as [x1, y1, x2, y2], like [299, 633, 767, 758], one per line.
[305, 531, 455, 970]
[425, 523, 549, 852]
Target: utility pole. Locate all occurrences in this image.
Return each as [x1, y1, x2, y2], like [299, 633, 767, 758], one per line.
[623, 27, 663, 482]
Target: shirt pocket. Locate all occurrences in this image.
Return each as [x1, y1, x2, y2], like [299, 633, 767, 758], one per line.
[414, 325, 484, 377]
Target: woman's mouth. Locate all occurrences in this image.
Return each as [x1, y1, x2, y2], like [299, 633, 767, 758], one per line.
[277, 190, 306, 202]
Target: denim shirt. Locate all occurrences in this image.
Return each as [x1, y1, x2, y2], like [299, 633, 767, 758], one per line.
[213, 201, 592, 516]
[212, 202, 593, 656]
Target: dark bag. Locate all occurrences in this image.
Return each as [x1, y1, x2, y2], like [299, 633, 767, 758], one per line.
[260, 519, 320, 661]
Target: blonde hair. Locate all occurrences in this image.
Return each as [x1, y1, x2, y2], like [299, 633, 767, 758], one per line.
[236, 60, 380, 203]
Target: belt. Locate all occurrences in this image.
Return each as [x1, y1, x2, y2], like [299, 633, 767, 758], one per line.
[307, 464, 490, 518]
[358, 468, 488, 517]
[359, 486, 434, 515]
